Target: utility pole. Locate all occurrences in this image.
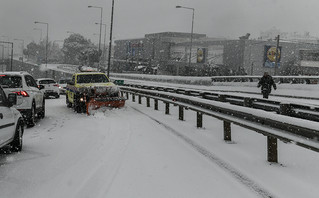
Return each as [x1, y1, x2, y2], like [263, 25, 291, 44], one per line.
[176, 5, 195, 76]
[107, 0, 115, 77]
[35, 21, 49, 77]
[274, 35, 280, 76]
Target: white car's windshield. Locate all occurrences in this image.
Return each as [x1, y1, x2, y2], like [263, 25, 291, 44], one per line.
[39, 80, 56, 84]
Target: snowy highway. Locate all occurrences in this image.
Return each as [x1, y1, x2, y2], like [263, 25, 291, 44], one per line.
[1, 95, 319, 198]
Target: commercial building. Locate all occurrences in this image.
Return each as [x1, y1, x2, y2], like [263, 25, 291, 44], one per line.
[114, 32, 319, 76]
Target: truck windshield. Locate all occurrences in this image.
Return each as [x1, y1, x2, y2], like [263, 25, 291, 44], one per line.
[0, 75, 22, 88]
[77, 74, 109, 83]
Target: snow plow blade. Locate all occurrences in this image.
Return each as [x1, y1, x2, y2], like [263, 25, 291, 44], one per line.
[86, 97, 126, 115]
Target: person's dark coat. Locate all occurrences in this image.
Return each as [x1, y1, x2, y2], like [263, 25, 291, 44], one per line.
[257, 74, 277, 92]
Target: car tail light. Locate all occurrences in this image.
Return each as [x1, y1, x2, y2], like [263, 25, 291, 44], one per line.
[14, 91, 29, 97]
[54, 84, 59, 87]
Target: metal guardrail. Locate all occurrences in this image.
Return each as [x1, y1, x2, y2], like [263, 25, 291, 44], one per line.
[211, 75, 319, 84]
[122, 84, 319, 122]
[120, 85, 319, 163]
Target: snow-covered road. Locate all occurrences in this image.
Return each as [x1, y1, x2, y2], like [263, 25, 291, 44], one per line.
[0, 96, 318, 198]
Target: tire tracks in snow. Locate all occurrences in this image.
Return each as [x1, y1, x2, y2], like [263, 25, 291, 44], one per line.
[131, 106, 275, 198]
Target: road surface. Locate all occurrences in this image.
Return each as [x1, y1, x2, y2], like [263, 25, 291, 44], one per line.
[0, 96, 318, 198]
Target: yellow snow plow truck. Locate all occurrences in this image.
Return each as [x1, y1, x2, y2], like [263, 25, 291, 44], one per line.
[65, 69, 126, 115]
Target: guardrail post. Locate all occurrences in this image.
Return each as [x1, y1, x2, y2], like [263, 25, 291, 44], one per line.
[146, 97, 150, 107]
[138, 95, 142, 104]
[244, 98, 253, 107]
[280, 103, 292, 116]
[132, 94, 135, 102]
[154, 99, 158, 110]
[126, 92, 129, 100]
[165, 102, 170, 114]
[197, 112, 203, 128]
[218, 95, 227, 102]
[224, 121, 231, 141]
[179, 106, 184, 121]
[267, 136, 278, 163]
[120, 91, 124, 97]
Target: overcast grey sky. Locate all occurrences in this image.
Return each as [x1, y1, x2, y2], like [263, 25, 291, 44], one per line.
[1, 0, 319, 46]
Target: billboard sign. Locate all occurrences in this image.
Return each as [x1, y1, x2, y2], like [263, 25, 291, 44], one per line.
[263, 45, 281, 68]
[197, 48, 207, 63]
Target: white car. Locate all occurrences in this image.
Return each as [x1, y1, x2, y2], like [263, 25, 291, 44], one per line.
[36, 78, 60, 98]
[0, 72, 45, 127]
[0, 86, 24, 152]
[58, 79, 71, 95]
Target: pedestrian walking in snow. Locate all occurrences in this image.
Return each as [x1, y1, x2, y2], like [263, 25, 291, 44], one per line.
[257, 72, 277, 99]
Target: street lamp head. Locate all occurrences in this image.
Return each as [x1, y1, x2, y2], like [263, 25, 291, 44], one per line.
[88, 5, 92, 8]
[34, 21, 38, 24]
[176, 6, 182, 8]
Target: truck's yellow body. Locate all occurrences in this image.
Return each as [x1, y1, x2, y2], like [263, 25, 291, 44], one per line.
[66, 72, 125, 114]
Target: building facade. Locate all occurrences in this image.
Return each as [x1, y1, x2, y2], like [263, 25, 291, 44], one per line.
[114, 32, 319, 76]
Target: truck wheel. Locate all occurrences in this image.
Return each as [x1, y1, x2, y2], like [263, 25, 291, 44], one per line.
[11, 119, 24, 152]
[75, 102, 84, 113]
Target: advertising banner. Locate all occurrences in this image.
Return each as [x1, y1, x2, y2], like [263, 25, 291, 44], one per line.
[197, 48, 207, 63]
[263, 45, 281, 68]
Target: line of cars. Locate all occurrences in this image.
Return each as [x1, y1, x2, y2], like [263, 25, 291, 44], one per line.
[0, 71, 69, 152]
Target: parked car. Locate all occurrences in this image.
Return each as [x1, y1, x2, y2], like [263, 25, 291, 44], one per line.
[0, 86, 24, 152]
[36, 78, 60, 98]
[58, 78, 71, 95]
[0, 72, 45, 127]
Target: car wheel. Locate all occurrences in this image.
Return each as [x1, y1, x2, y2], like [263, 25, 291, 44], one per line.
[38, 99, 45, 119]
[56, 94, 60, 99]
[10, 119, 24, 152]
[27, 102, 36, 127]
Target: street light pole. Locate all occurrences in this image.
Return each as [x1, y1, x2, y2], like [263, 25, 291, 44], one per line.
[107, 0, 115, 77]
[274, 35, 280, 76]
[95, 22, 107, 69]
[34, 21, 49, 77]
[88, 5, 103, 68]
[176, 5, 195, 76]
